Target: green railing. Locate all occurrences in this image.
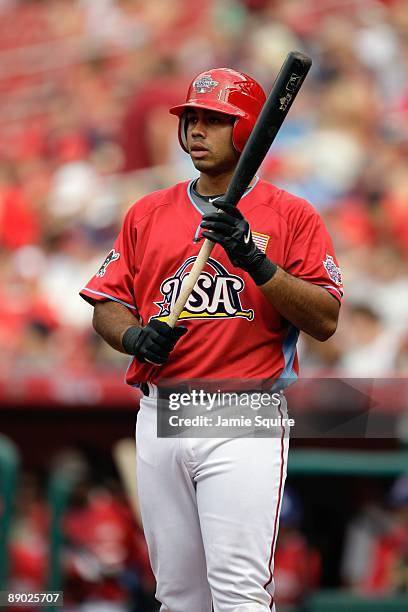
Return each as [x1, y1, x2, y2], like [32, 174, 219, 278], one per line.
[45, 465, 82, 610]
[304, 590, 408, 611]
[0, 434, 20, 589]
[288, 449, 408, 476]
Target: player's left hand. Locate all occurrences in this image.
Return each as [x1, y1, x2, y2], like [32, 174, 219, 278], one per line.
[200, 200, 277, 286]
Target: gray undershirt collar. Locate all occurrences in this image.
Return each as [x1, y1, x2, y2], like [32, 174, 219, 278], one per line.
[190, 179, 223, 215]
[190, 179, 252, 215]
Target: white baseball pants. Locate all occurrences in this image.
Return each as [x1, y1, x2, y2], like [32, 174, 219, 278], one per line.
[135, 394, 289, 612]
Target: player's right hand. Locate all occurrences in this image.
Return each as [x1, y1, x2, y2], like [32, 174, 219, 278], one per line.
[121, 319, 188, 366]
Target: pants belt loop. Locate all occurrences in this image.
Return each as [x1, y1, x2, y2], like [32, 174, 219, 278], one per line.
[148, 382, 158, 399]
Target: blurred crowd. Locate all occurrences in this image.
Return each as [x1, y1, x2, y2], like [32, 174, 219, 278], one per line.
[6, 455, 408, 611]
[7, 450, 157, 612]
[0, 0, 408, 382]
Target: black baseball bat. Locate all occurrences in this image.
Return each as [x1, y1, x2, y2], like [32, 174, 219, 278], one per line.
[167, 51, 312, 327]
[225, 50, 312, 205]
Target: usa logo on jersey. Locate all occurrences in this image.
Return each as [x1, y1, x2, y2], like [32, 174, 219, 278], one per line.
[152, 257, 254, 322]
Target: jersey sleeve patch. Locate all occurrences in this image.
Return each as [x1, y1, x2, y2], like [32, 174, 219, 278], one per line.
[96, 249, 120, 277]
[322, 254, 342, 286]
[252, 231, 270, 253]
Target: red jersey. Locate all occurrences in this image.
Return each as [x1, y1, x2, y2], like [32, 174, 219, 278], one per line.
[80, 178, 343, 386]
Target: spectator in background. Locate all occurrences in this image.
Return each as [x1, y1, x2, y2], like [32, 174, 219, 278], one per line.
[8, 472, 48, 611]
[274, 487, 321, 609]
[341, 475, 408, 595]
[61, 456, 155, 611]
[338, 303, 402, 377]
[0, 161, 39, 250]
[120, 53, 186, 172]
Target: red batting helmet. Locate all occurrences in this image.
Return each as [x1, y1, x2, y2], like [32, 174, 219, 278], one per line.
[169, 68, 266, 153]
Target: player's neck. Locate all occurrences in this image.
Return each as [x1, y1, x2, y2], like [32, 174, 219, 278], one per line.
[196, 172, 256, 197]
[195, 172, 234, 197]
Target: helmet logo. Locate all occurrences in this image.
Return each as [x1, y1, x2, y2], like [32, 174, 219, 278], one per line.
[193, 75, 219, 94]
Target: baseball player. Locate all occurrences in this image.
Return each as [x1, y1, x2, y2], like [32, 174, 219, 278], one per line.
[80, 68, 343, 611]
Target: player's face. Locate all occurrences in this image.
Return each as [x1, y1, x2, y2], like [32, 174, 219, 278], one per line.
[185, 108, 240, 175]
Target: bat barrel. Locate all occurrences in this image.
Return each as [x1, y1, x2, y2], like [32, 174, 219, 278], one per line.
[225, 51, 312, 205]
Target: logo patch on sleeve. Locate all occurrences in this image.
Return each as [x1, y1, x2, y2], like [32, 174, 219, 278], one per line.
[96, 249, 120, 277]
[323, 254, 342, 286]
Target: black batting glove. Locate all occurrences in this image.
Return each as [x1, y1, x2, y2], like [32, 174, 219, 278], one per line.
[122, 319, 188, 366]
[200, 199, 277, 286]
